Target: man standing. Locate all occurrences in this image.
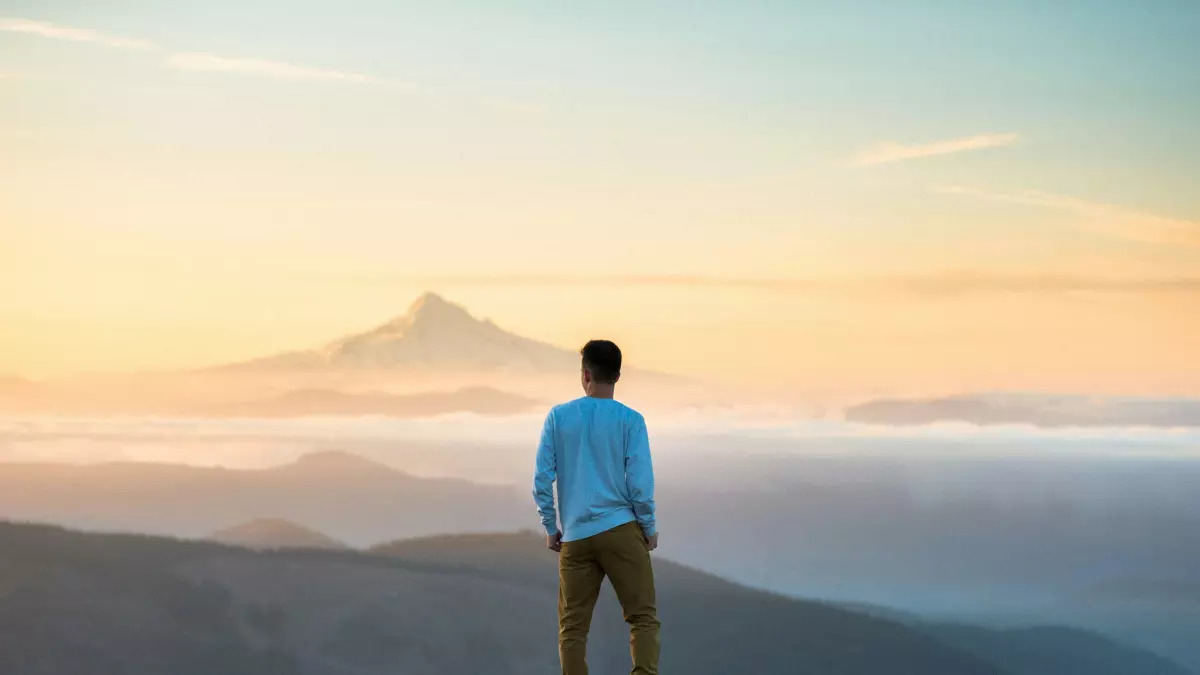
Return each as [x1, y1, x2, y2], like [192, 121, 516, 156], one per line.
[533, 340, 660, 675]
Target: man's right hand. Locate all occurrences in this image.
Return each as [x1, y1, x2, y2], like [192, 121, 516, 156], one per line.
[645, 532, 658, 552]
[547, 532, 563, 553]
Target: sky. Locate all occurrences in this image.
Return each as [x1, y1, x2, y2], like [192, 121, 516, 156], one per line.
[1, 1, 1198, 395]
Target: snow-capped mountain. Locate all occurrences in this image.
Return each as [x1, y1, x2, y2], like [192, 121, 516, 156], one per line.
[223, 292, 577, 373]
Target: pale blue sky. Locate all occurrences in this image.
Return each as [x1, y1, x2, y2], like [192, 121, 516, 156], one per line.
[1, 0, 1197, 392]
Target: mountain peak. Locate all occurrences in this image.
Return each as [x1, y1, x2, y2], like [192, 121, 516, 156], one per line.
[407, 291, 454, 315]
[0, 375, 34, 389]
[399, 292, 477, 329]
[284, 451, 395, 474]
[223, 292, 577, 373]
[208, 518, 349, 551]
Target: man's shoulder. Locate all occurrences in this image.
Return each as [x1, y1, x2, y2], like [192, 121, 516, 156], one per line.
[607, 400, 646, 427]
[544, 400, 579, 424]
[547, 399, 580, 416]
[547, 398, 644, 421]
[618, 402, 645, 424]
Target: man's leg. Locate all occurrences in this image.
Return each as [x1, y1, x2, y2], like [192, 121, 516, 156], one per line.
[559, 536, 605, 675]
[595, 522, 660, 675]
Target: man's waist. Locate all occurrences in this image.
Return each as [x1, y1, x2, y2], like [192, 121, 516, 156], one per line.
[560, 508, 639, 543]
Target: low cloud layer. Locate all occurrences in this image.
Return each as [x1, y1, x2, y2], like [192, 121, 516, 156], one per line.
[3, 413, 1199, 473]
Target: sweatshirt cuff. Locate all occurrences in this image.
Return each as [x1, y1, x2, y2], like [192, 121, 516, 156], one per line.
[640, 522, 657, 537]
[543, 522, 559, 536]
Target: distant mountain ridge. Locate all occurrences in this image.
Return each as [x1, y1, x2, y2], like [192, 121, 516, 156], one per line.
[0, 451, 527, 546]
[209, 518, 349, 551]
[0, 375, 34, 391]
[0, 375, 39, 409]
[221, 293, 578, 373]
[0, 294, 577, 416]
[212, 385, 539, 418]
[922, 624, 1193, 675]
[0, 293, 720, 415]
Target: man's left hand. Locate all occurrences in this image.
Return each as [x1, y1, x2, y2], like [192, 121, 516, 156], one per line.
[547, 532, 563, 553]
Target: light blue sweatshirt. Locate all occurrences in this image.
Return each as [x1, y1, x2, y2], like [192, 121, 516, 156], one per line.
[533, 397, 657, 543]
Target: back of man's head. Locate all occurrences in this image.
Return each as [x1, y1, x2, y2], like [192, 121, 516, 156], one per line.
[581, 340, 622, 384]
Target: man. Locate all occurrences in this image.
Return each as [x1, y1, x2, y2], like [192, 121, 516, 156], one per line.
[533, 339, 660, 675]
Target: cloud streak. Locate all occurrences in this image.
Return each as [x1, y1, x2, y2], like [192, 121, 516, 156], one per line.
[938, 185, 1200, 248]
[0, 17, 155, 50]
[167, 52, 376, 84]
[320, 272, 1200, 295]
[855, 133, 1019, 166]
[1, 16, 379, 85]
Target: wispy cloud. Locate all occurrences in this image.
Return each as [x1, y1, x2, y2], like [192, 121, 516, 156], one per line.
[0, 17, 155, 50]
[854, 132, 1019, 167]
[167, 52, 375, 84]
[319, 272, 1200, 295]
[938, 185, 1200, 248]
[1, 16, 380, 85]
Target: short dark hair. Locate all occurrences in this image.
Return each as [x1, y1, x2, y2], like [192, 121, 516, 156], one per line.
[580, 340, 622, 384]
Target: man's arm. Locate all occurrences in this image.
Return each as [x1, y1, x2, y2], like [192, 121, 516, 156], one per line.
[532, 410, 560, 550]
[625, 415, 657, 545]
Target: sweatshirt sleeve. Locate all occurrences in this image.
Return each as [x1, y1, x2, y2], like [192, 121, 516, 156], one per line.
[532, 410, 559, 536]
[625, 414, 657, 537]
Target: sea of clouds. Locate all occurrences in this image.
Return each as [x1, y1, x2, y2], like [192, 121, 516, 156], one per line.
[2, 412, 1199, 477]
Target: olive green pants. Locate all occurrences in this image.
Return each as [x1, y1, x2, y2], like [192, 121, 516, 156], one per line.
[558, 521, 660, 675]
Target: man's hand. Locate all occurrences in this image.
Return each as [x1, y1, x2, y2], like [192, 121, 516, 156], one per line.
[645, 532, 659, 552]
[547, 532, 563, 553]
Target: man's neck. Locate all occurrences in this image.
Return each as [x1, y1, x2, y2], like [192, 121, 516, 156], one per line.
[585, 384, 616, 399]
